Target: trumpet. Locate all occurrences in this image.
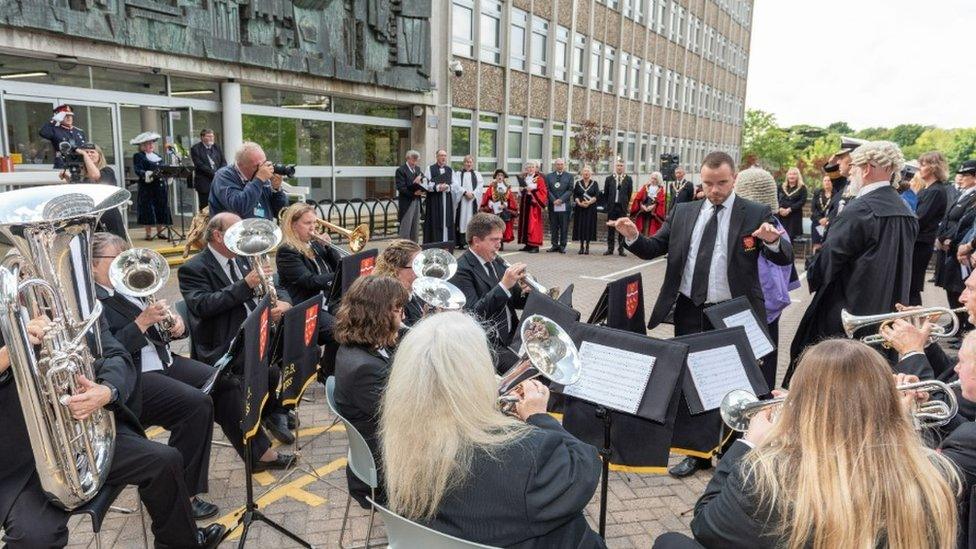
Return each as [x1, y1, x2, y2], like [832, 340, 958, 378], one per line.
[720, 379, 960, 432]
[109, 248, 177, 342]
[841, 306, 965, 347]
[497, 315, 582, 415]
[498, 258, 560, 300]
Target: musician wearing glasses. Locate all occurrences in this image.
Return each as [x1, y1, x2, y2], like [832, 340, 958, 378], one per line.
[275, 202, 342, 306]
[380, 312, 604, 548]
[0, 317, 226, 548]
[449, 213, 531, 370]
[374, 239, 424, 326]
[653, 339, 959, 549]
[333, 276, 410, 508]
[178, 212, 297, 470]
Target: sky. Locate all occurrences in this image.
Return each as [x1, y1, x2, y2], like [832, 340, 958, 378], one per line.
[745, 0, 976, 130]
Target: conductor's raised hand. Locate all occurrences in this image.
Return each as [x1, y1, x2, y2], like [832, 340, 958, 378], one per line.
[607, 217, 639, 241]
[501, 262, 527, 291]
[752, 222, 782, 244]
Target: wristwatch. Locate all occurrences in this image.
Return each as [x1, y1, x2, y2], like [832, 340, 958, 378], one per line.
[104, 382, 119, 405]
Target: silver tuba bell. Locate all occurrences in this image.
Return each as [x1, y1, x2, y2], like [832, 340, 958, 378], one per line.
[0, 184, 128, 509]
[410, 248, 466, 313]
[109, 248, 176, 342]
[497, 315, 582, 414]
[224, 218, 282, 308]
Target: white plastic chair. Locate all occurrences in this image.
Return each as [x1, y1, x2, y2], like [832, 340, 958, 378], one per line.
[367, 497, 500, 549]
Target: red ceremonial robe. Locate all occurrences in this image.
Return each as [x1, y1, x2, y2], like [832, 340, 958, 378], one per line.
[516, 174, 548, 247]
[630, 184, 666, 236]
[480, 184, 518, 242]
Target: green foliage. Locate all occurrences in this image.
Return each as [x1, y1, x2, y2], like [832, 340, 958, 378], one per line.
[826, 121, 853, 134]
[742, 109, 797, 173]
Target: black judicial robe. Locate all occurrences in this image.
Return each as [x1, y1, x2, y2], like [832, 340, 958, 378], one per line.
[423, 163, 455, 244]
[786, 186, 917, 385]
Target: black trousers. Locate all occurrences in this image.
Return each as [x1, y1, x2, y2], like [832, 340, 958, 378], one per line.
[140, 356, 214, 496]
[549, 210, 570, 249]
[2, 429, 197, 548]
[762, 317, 780, 391]
[606, 204, 626, 251]
[910, 241, 935, 306]
[196, 189, 209, 212]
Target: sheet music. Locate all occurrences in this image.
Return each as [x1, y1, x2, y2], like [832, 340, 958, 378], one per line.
[563, 341, 655, 414]
[686, 345, 752, 411]
[553, 202, 567, 212]
[722, 310, 775, 359]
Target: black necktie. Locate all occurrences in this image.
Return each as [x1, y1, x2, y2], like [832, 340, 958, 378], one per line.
[227, 258, 240, 282]
[691, 204, 724, 306]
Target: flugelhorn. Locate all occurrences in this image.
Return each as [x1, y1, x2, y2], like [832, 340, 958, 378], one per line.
[497, 315, 581, 415]
[109, 248, 177, 342]
[499, 258, 560, 300]
[410, 248, 466, 312]
[841, 306, 964, 347]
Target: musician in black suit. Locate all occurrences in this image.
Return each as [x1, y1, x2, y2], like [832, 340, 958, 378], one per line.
[381, 312, 605, 549]
[602, 159, 633, 256]
[448, 213, 530, 368]
[679, 339, 959, 549]
[609, 151, 792, 477]
[189, 129, 226, 211]
[177, 211, 297, 468]
[333, 276, 409, 508]
[395, 150, 425, 242]
[275, 202, 343, 306]
[545, 158, 574, 253]
[0, 317, 225, 548]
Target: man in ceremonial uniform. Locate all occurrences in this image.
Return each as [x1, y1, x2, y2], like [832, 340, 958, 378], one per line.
[38, 104, 87, 169]
[603, 160, 633, 256]
[516, 161, 547, 253]
[545, 158, 573, 253]
[395, 150, 425, 242]
[423, 149, 457, 244]
[609, 151, 792, 477]
[934, 160, 976, 333]
[786, 141, 918, 386]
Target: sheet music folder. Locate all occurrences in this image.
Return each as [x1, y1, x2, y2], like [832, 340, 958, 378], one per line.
[673, 326, 769, 415]
[703, 296, 775, 362]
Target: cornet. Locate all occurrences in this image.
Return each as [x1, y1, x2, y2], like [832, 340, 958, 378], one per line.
[499, 258, 560, 300]
[497, 315, 581, 415]
[109, 248, 177, 342]
[841, 306, 965, 347]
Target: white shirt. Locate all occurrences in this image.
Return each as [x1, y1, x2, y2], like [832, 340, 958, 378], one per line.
[210, 245, 258, 309]
[476, 252, 513, 333]
[98, 284, 169, 373]
[679, 193, 736, 303]
[855, 180, 892, 198]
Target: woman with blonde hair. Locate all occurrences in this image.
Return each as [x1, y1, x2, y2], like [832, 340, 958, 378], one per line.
[275, 202, 342, 305]
[373, 239, 423, 325]
[380, 312, 605, 548]
[776, 167, 807, 240]
[910, 151, 950, 305]
[679, 338, 960, 549]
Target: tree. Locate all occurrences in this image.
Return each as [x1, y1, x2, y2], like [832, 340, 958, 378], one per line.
[569, 119, 613, 172]
[799, 133, 841, 186]
[887, 124, 931, 148]
[945, 129, 976, 174]
[902, 128, 957, 160]
[742, 109, 797, 173]
[826, 121, 853, 135]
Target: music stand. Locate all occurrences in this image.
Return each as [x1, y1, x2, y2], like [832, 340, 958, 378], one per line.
[556, 322, 688, 538]
[157, 164, 192, 244]
[223, 296, 313, 548]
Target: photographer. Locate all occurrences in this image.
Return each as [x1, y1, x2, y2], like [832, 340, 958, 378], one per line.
[57, 143, 128, 240]
[131, 132, 172, 241]
[38, 104, 87, 169]
[209, 141, 288, 220]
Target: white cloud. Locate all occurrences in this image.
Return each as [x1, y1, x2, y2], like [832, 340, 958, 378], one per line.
[745, 0, 976, 130]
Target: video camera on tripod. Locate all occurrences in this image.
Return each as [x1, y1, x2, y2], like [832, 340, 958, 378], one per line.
[58, 141, 96, 182]
[660, 153, 680, 182]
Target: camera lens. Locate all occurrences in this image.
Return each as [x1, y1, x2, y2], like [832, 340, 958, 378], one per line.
[273, 164, 296, 177]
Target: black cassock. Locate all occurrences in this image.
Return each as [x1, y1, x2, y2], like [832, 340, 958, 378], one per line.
[785, 185, 917, 386]
[423, 163, 455, 244]
[776, 183, 807, 240]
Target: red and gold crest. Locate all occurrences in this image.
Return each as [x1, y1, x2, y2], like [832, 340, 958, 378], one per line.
[742, 235, 756, 251]
[359, 256, 376, 276]
[626, 281, 640, 319]
[304, 304, 320, 346]
[259, 307, 270, 359]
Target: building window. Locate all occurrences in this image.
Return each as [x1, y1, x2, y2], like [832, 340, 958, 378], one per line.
[663, 70, 673, 108]
[603, 46, 616, 94]
[568, 124, 581, 171]
[554, 26, 570, 82]
[510, 8, 528, 71]
[630, 56, 641, 100]
[623, 0, 633, 18]
[452, 1, 475, 58]
[667, 2, 677, 40]
[334, 124, 407, 167]
[451, 109, 473, 168]
[653, 65, 663, 105]
[506, 116, 524, 173]
[634, 0, 645, 24]
[654, 0, 667, 34]
[675, 6, 685, 44]
[552, 122, 565, 159]
[478, 112, 499, 173]
[530, 16, 549, 76]
[590, 41, 603, 90]
[644, 62, 653, 103]
[618, 51, 630, 97]
[479, 0, 502, 64]
[625, 133, 637, 173]
[572, 33, 587, 85]
[528, 119, 544, 164]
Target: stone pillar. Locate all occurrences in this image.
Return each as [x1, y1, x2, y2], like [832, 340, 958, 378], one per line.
[139, 107, 160, 135]
[221, 81, 243, 158]
[410, 105, 431, 162]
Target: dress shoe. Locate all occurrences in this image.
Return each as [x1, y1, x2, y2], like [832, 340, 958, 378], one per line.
[527, 247, 539, 254]
[558, 247, 566, 254]
[519, 245, 531, 252]
[603, 250, 614, 256]
[668, 456, 712, 478]
[546, 246, 559, 252]
[190, 497, 219, 521]
[252, 452, 297, 473]
[286, 410, 297, 430]
[195, 523, 226, 548]
[263, 413, 294, 445]
[578, 248, 585, 255]
[618, 249, 627, 257]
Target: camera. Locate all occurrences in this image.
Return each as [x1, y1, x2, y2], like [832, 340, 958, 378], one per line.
[449, 59, 463, 77]
[59, 141, 95, 181]
[272, 163, 296, 177]
[660, 153, 680, 182]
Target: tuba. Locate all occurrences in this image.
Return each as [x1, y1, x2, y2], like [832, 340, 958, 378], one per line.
[109, 248, 176, 342]
[0, 184, 128, 509]
[224, 218, 282, 308]
[497, 315, 581, 414]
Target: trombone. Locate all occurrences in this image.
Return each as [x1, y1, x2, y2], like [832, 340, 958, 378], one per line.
[499, 258, 561, 300]
[497, 315, 582, 415]
[720, 378, 960, 432]
[841, 306, 965, 347]
[276, 205, 370, 254]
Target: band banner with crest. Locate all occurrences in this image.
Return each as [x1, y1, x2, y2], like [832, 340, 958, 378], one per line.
[607, 273, 645, 334]
[241, 296, 272, 442]
[279, 295, 322, 406]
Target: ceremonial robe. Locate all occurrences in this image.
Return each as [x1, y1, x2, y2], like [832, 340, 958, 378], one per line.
[516, 174, 548, 247]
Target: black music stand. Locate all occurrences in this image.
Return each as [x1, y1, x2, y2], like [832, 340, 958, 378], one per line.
[224, 297, 313, 548]
[157, 164, 192, 244]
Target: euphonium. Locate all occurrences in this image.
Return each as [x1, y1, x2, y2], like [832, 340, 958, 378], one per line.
[0, 184, 129, 509]
[497, 315, 581, 414]
[410, 249, 465, 312]
[224, 218, 282, 309]
[109, 248, 176, 342]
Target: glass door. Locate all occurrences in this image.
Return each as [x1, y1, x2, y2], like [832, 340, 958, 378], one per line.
[2, 95, 57, 166]
[165, 107, 196, 216]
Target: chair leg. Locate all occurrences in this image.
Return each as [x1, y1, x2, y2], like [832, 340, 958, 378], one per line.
[338, 493, 353, 549]
[364, 506, 376, 549]
[95, 531, 102, 549]
[137, 497, 149, 548]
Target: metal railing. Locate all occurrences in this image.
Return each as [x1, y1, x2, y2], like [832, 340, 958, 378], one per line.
[310, 198, 405, 243]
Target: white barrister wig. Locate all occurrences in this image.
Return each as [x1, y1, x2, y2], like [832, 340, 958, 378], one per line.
[850, 140, 906, 178]
[735, 167, 778, 210]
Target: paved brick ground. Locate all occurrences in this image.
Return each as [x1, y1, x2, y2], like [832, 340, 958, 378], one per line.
[59, 236, 951, 548]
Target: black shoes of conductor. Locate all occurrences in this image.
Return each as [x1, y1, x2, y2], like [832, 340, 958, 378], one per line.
[195, 523, 226, 548]
[264, 412, 295, 445]
[669, 456, 712, 478]
[190, 497, 219, 520]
